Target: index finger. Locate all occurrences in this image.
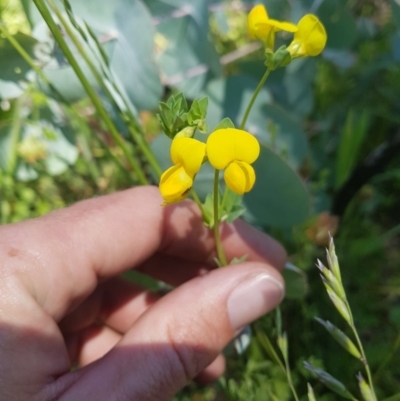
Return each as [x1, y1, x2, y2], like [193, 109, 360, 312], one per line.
[0, 186, 285, 320]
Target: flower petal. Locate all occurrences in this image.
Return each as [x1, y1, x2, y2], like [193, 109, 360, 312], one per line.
[267, 19, 298, 33]
[206, 128, 260, 170]
[159, 164, 193, 205]
[248, 4, 297, 41]
[170, 137, 206, 176]
[224, 161, 256, 195]
[247, 4, 269, 39]
[288, 14, 327, 57]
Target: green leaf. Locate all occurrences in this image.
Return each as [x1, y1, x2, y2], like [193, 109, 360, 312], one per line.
[256, 329, 284, 369]
[152, 0, 222, 98]
[203, 75, 271, 128]
[315, 318, 361, 359]
[201, 193, 215, 228]
[0, 32, 38, 82]
[213, 117, 235, 130]
[187, 100, 201, 125]
[36, 0, 162, 109]
[317, 0, 357, 50]
[277, 332, 288, 361]
[198, 97, 208, 117]
[304, 362, 357, 399]
[243, 146, 310, 228]
[325, 285, 352, 324]
[220, 188, 245, 224]
[203, 76, 308, 169]
[283, 262, 308, 300]
[317, 260, 346, 301]
[283, 58, 317, 117]
[335, 109, 370, 189]
[357, 373, 376, 401]
[307, 383, 317, 401]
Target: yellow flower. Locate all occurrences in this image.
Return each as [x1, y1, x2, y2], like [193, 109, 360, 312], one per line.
[287, 14, 327, 57]
[206, 128, 260, 195]
[248, 4, 297, 49]
[159, 137, 206, 205]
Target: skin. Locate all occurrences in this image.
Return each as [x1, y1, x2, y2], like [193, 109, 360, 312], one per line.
[0, 186, 286, 401]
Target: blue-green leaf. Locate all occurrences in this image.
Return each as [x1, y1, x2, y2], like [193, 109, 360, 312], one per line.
[243, 146, 310, 228]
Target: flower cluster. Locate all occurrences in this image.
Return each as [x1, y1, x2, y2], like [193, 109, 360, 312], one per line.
[248, 4, 327, 58]
[159, 128, 260, 205]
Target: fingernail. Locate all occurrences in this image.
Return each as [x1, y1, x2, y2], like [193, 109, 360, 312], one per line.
[227, 274, 284, 331]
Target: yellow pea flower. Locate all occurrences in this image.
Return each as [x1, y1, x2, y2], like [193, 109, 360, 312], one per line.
[170, 137, 206, 176]
[206, 128, 260, 195]
[159, 137, 206, 205]
[248, 4, 297, 49]
[287, 14, 327, 58]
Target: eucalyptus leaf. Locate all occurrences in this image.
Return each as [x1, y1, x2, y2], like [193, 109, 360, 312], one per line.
[0, 80, 24, 100]
[317, 0, 357, 50]
[203, 76, 307, 168]
[33, 0, 162, 109]
[203, 76, 272, 132]
[0, 32, 37, 81]
[243, 146, 310, 228]
[154, 0, 221, 98]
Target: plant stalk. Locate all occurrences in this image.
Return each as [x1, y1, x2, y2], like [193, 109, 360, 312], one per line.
[348, 319, 378, 401]
[213, 169, 228, 266]
[32, 0, 148, 184]
[283, 357, 300, 401]
[47, 0, 162, 178]
[239, 68, 271, 130]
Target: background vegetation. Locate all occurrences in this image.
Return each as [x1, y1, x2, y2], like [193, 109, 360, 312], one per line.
[0, 0, 399, 399]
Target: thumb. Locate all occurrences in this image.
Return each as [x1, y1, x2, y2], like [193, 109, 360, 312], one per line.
[59, 262, 284, 400]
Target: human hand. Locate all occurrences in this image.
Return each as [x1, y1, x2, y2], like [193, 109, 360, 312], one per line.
[0, 186, 286, 401]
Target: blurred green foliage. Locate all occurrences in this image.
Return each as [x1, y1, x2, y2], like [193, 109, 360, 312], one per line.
[0, 0, 400, 399]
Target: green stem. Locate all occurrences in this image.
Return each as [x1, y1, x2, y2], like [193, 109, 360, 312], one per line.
[47, 0, 162, 178]
[239, 68, 271, 130]
[255, 328, 286, 374]
[213, 169, 228, 266]
[190, 189, 205, 216]
[347, 304, 378, 401]
[283, 357, 300, 401]
[32, 0, 148, 184]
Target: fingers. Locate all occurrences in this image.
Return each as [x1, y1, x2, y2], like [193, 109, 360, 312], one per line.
[60, 277, 159, 334]
[1, 186, 286, 321]
[54, 262, 284, 401]
[138, 216, 287, 287]
[195, 354, 226, 384]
